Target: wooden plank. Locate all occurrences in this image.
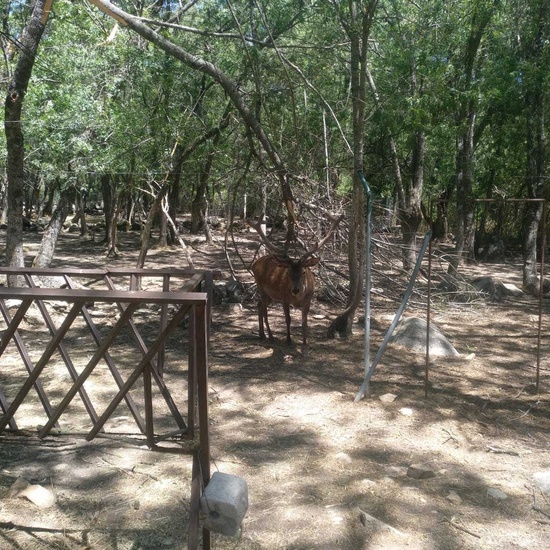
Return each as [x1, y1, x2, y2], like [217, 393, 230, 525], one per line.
[0, 287, 208, 305]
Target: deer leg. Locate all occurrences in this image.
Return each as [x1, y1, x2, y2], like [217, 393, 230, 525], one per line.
[283, 303, 292, 345]
[259, 296, 274, 341]
[301, 304, 311, 345]
[257, 300, 266, 340]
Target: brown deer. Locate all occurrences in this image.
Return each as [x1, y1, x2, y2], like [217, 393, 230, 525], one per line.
[250, 213, 342, 345]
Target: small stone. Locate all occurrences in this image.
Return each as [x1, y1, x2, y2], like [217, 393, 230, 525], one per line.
[487, 487, 508, 500]
[379, 393, 397, 403]
[446, 490, 462, 504]
[11, 478, 56, 508]
[533, 471, 550, 495]
[465, 353, 476, 360]
[407, 464, 436, 480]
[360, 479, 377, 490]
[399, 407, 414, 416]
[385, 466, 408, 478]
[335, 452, 353, 464]
[313, 314, 326, 320]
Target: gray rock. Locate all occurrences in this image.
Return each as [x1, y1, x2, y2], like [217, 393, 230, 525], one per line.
[407, 464, 436, 479]
[487, 487, 508, 500]
[200, 472, 248, 537]
[390, 317, 459, 356]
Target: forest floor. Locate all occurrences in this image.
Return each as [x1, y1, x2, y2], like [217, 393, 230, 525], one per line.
[1, 223, 550, 550]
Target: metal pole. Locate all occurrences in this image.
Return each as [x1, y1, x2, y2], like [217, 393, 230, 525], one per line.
[355, 230, 432, 402]
[425, 234, 432, 398]
[536, 200, 546, 392]
[358, 171, 372, 396]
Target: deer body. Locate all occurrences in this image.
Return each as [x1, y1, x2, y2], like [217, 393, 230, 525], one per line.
[249, 210, 343, 345]
[252, 254, 319, 345]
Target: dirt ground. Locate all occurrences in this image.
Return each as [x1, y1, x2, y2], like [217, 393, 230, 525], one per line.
[1, 224, 550, 550]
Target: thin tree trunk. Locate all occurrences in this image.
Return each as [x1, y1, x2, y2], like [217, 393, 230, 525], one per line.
[136, 184, 168, 268]
[106, 188, 121, 257]
[521, 0, 547, 294]
[400, 130, 425, 271]
[328, 0, 378, 338]
[448, 3, 495, 276]
[32, 188, 70, 268]
[4, 0, 51, 285]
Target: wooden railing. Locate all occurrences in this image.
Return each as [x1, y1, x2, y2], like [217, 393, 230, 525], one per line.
[0, 267, 214, 549]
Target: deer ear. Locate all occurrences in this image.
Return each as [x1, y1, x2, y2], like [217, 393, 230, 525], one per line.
[302, 256, 320, 267]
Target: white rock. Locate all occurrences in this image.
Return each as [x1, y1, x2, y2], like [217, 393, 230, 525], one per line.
[399, 407, 414, 416]
[502, 283, 524, 296]
[379, 393, 397, 403]
[533, 471, 550, 495]
[335, 452, 353, 464]
[487, 487, 508, 500]
[200, 472, 248, 537]
[10, 478, 56, 508]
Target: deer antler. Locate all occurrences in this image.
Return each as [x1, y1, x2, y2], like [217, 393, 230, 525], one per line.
[247, 218, 286, 256]
[301, 211, 344, 260]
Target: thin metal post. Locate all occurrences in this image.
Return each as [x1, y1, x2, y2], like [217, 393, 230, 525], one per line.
[355, 230, 432, 401]
[425, 235, 432, 398]
[536, 200, 546, 392]
[358, 171, 372, 397]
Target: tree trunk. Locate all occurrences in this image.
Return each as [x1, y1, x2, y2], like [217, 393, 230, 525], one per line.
[136, 183, 169, 268]
[4, 0, 51, 285]
[101, 174, 115, 244]
[447, 3, 495, 276]
[432, 188, 452, 241]
[106, 189, 121, 257]
[400, 130, 425, 271]
[522, 81, 545, 294]
[521, 1, 547, 295]
[32, 188, 70, 268]
[328, 0, 378, 338]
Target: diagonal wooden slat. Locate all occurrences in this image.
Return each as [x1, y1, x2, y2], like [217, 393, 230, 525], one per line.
[0, 298, 33, 355]
[103, 275, 187, 431]
[0, 302, 84, 432]
[38, 302, 141, 438]
[63, 276, 147, 434]
[86, 302, 192, 442]
[24, 275, 102, 431]
[0, 298, 59, 428]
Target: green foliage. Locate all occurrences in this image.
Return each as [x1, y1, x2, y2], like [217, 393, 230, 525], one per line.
[0, 0, 548, 225]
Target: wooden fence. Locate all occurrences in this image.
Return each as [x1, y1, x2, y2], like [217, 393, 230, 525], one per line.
[0, 267, 214, 549]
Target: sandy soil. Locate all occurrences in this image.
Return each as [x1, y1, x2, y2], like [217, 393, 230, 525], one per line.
[0, 225, 549, 550]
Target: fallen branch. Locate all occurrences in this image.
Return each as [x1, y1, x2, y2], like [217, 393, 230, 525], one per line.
[440, 516, 481, 539]
[486, 445, 520, 456]
[533, 505, 550, 519]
